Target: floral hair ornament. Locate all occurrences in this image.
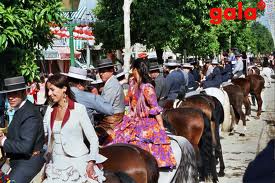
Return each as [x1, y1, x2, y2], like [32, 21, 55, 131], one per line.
[137, 52, 148, 60]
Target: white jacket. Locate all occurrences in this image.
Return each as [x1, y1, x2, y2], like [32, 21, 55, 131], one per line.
[43, 101, 106, 163]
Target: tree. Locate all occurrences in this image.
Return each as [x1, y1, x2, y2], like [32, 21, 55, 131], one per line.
[123, 0, 133, 74]
[252, 22, 274, 54]
[0, 0, 64, 81]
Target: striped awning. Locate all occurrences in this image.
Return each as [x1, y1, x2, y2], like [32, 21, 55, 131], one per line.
[63, 6, 89, 21]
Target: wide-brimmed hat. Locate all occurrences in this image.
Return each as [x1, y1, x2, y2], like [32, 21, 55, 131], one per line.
[164, 59, 181, 67]
[235, 52, 242, 57]
[0, 76, 29, 94]
[62, 66, 94, 81]
[115, 69, 127, 78]
[211, 59, 219, 65]
[96, 59, 116, 69]
[149, 62, 161, 71]
[182, 63, 194, 69]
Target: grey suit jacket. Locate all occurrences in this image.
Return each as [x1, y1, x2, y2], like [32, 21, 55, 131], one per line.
[71, 87, 114, 122]
[101, 76, 125, 114]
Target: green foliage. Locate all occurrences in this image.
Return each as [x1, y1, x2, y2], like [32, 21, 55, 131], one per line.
[94, 0, 273, 57]
[0, 0, 64, 82]
[251, 22, 274, 54]
[19, 52, 40, 83]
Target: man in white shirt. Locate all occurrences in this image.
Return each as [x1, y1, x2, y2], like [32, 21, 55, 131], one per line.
[232, 53, 244, 78]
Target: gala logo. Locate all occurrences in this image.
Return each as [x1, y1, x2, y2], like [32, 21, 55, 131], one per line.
[209, 0, 266, 24]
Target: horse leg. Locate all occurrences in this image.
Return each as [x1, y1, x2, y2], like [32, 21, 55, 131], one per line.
[229, 107, 240, 136]
[251, 93, 256, 106]
[255, 93, 263, 118]
[230, 105, 236, 132]
[243, 96, 251, 116]
[236, 104, 246, 136]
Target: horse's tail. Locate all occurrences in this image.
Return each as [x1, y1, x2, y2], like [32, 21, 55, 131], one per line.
[211, 96, 224, 125]
[172, 136, 198, 183]
[199, 112, 217, 181]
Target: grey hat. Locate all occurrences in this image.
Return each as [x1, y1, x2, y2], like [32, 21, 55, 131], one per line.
[182, 63, 194, 69]
[0, 76, 29, 94]
[149, 62, 161, 71]
[96, 59, 116, 69]
[62, 66, 94, 81]
[115, 69, 127, 78]
[164, 59, 181, 67]
[211, 59, 219, 65]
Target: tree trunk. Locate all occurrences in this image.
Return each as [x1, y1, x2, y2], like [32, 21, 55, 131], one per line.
[123, 0, 133, 77]
[156, 48, 164, 64]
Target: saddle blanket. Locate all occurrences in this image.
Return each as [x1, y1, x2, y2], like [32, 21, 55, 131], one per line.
[158, 134, 184, 183]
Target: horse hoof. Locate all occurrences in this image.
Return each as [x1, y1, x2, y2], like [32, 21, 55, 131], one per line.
[246, 118, 250, 121]
[229, 132, 234, 136]
[218, 171, 225, 177]
[254, 116, 260, 119]
[239, 133, 245, 137]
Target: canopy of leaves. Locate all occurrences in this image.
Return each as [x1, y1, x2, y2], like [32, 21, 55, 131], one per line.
[0, 0, 64, 81]
[94, 0, 273, 58]
[251, 22, 274, 54]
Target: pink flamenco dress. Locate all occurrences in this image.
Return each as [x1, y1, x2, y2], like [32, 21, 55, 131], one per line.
[110, 81, 176, 168]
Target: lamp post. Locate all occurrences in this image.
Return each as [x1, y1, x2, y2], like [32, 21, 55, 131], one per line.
[62, 0, 80, 66]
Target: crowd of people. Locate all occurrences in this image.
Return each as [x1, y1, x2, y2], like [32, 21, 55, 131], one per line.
[0, 51, 274, 183]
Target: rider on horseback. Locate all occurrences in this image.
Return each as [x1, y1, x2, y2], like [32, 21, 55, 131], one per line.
[232, 53, 244, 79]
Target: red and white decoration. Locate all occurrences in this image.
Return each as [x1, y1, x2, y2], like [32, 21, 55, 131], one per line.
[50, 25, 95, 40]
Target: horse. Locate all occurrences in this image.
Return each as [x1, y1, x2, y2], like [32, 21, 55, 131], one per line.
[222, 84, 246, 135]
[232, 75, 265, 118]
[162, 106, 218, 182]
[247, 66, 261, 75]
[162, 93, 226, 182]
[100, 141, 198, 183]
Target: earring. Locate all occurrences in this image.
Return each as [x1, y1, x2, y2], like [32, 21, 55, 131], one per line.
[63, 93, 67, 103]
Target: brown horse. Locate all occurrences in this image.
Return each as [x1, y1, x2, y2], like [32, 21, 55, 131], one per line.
[100, 142, 198, 183]
[100, 144, 159, 183]
[222, 84, 246, 135]
[247, 66, 261, 75]
[232, 75, 265, 118]
[162, 98, 221, 182]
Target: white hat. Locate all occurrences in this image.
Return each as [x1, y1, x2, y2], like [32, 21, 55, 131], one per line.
[211, 59, 219, 65]
[62, 66, 94, 81]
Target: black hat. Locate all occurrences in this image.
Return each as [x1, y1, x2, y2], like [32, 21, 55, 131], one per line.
[0, 76, 29, 94]
[149, 62, 161, 71]
[96, 59, 116, 69]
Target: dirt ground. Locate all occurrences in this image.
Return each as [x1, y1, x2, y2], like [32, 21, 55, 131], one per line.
[218, 81, 275, 183]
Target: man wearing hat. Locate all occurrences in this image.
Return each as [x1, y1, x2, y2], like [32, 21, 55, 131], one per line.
[201, 59, 223, 89]
[148, 61, 168, 107]
[221, 58, 233, 82]
[0, 76, 45, 183]
[164, 59, 186, 100]
[62, 66, 114, 124]
[205, 59, 214, 77]
[96, 59, 125, 145]
[232, 52, 244, 78]
[182, 63, 199, 92]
